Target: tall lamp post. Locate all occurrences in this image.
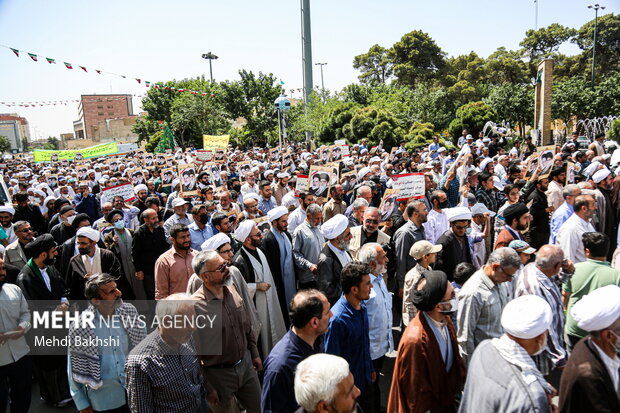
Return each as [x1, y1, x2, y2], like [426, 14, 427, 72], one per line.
[315, 62, 327, 91]
[587, 4, 605, 88]
[201, 52, 219, 82]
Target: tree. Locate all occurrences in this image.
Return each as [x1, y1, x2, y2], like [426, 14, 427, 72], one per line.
[352, 44, 393, 85]
[485, 84, 534, 137]
[572, 13, 620, 79]
[390, 30, 447, 86]
[448, 101, 496, 137]
[551, 77, 595, 124]
[404, 121, 436, 150]
[607, 118, 620, 145]
[347, 107, 404, 148]
[43, 136, 60, 150]
[520, 23, 576, 77]
[485, 47, 529, 84]
[0, 136, 11, 153]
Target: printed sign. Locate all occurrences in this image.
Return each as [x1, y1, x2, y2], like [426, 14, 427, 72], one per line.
[202, 135, 230, 151]
[195, 150, 213, 163]
[102, 183, 136, 202]
[379, 188, 399, 222]
[391, 173, 425, 201]
[295, 174, 309, 196]
[33, 142, 119, 162]
[308, 166, 333, 198]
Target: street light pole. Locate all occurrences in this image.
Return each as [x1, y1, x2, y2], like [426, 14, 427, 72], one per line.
[588, 4, 605, 88]
[315, 62, 327, 91]
[534, 0, 538, 30]
[201, 52, 219, 82]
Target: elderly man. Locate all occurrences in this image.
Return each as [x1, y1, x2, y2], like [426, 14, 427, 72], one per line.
[287, 192, 314, 236]
[347, 198, 368, 228]
[188, 204, 213, 250]
[349, 207, 391, 259]
[559, 285, 620, 412]
[393, 201, 428, 297]
[323, 184, 347, 222]
[317, 214, 353, 305]
[388, 270, 466, 413]
[292, 204, 325, 290]
[163, 198, 193, 240]
[515, 245, 573, 382]
[261, 290, 331, 413]
[3, 220, 33, 270]
[294, 354, 361, 413]
[67, 226, 130, 300]
[358, 243, 394, 413]
[68, 273, 146, 413]
[243, 194, 262, 219]
[436, 207, 474, 279]
[459, 295, 555, 413]
[457, 247, 520, 365]
[154, 224, 195, 300]
[50, 205, 77, 245]
[132, 208, 169, 300]
[0, 257, 32, 413]
[217, 190, 241, 215]
[232, 220, 287, 356]
[402, 240, 442, 326]
[192, 250, 261, 413]
[241, 171, 259, 196]
[262, 205, 296, 317]
[549, 184, 581, 244]
[556, 194, 597, 263]
[125, 294, 203, 413]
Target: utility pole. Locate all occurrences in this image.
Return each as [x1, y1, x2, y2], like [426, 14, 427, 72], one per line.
[201, 52, 219, 82]
[534, 0, 538, 30]
[300, 0, 314, 142]
[588, 4, 605, 88]
[315, 62, 327, 91]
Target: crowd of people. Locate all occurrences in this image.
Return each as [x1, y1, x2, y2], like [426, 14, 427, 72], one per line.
[0, 129, 619, 413]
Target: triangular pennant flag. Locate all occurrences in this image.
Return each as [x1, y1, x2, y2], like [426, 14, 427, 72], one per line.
[10, 48, 19, 57]
[79, 66, 87, 72]
[28, 53, 38, 62]
[136, 78, 141, 84]
[46, 57, 56, 64]
[202, 93, 207, 96]
[145, 81, 150, 87]
[177, 89, 183, 92]
[95, 69, 101, 74]
[64, 62, 73, 69]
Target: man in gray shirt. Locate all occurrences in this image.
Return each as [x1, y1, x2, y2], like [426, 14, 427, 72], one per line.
[292, 204, 325, 290]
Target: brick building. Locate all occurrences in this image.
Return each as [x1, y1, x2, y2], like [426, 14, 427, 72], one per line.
[0, 113, 30, 152]
[73, 94, 133, 140]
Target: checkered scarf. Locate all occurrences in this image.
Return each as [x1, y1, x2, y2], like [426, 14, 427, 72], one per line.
[68, 301, 146, 389]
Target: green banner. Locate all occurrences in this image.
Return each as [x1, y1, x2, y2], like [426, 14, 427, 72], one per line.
[33, 142, 119, 162]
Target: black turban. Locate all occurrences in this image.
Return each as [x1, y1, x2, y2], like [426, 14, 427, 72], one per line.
[502, 202, 529, 224]
[105, 209, 124, 224]
[71, 213, 91, 230]
[24, 234, 57, 260]
[411, 270, 448, 312]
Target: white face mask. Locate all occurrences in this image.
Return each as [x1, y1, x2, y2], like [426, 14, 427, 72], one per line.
[439, 296, 459, 314]
[67, 215, 76, 225]
[532, 334, 548, 356]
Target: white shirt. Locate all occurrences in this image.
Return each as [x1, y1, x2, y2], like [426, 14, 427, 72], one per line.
[423, 209, 449, 245]
[40, 267, 52, 291]
[556, 213, 596, 263]
[591, 339, 620, 392]
[240, 182, 259, 196]
[287, 206, 306, 236]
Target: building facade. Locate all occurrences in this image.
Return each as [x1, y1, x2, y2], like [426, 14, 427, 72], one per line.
[0, 113, 30, 152]
[73, 94, 133, 140]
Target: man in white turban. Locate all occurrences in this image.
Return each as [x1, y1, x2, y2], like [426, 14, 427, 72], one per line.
[460, 295, 555, 413]
[132, 183, 149, 212]
[317, 214, 352, 305]
[232, 220, 286, 356]
[559, 285, 620, 412]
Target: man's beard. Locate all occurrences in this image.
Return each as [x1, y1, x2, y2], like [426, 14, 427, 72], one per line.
[340, 239, 350, 251]
[43, 257, 56, 265]
[374, 263, 386, 275]
[251, 237, 262, 248]
[177, 243, 190, 251]
[78, 248, 91, 256]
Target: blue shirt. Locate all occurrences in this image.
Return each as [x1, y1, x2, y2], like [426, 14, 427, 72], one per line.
[429, 142, 441, 158]
[325, 296, 373, 392]
[188, 221, 213, 250]
[364, 274, 394, 360]
[68, 319, 130, 411]
[261, 329, 324, 413]
[549, 202, 573, 244]
[258, 196, 277, 215]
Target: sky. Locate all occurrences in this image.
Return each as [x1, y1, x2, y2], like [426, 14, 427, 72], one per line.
[0, 0, 618, 140]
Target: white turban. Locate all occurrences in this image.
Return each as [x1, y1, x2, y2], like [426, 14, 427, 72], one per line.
[268, 206, 288, 222]
[76, 227, 101, 243]
[583, 161, 602, 177]
[321, 214, 349, 240]
[277, 172, 290, 179]
[358, 167, 371, 181]
[264, 169, 274, 177]
[171, 179, 180, 188]
[571, 285, 620, 332]
[0, 205, 15, 216]
[479, 157, 493, 171]
[282, 192, 299, 208]
[592, 168, 611, 184]
[235, 220, 256, 243]
[201, 233, 230, 251]
[134, 184, 148, 194]
[446, 207, 472, 222]
[501, 295, 552, 339]
[244, 193, 260, 202]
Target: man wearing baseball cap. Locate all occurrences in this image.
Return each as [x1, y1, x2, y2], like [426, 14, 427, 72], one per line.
[402, 240, 442, 326]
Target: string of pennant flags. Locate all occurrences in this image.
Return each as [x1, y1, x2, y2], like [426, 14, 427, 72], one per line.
[0, 95, 147, 107]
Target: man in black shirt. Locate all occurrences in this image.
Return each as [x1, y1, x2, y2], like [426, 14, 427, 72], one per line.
[12, 192, 46, 235]
[132, 208, 169, 300]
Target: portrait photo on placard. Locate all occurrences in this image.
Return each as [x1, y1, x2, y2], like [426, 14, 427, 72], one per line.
[379, 189, 399, 222]
[214, 150, 226, 162]
[160, 168, 175, 188]
[128, 168, 146, 186]
[330, 145, 342, 161]
[178, 164, 197, 194]
[46, 174, 59, 189]
[309, 166, 332, 198]
[537, 146, 556, 174]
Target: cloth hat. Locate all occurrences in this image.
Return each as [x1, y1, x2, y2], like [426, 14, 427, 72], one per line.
[409, 240, 442, 260]
[76, 227, 101, 242]
[466, 134, 473, 140]
[358, 167, 371, 180]
[482, 137, 491, 143]
[235, 220, 256, 243]
[0, 205, 15, 215]
[446, 207, 472, 222]
[508, 240, 536, 254]
[470, 203, 496, 217]
[467, 168, 480, 177]
[571, 285, 620, 332]
[592, 168, 611, 184]
[479, 157, 493, 171]
[244, 193, 260, 201]
[172, 198, 188, 208]
[493, 176, 505, 191]
[369, 156, 381, 163]
[171, 179, 180, 188]
[133, 184, 147, 194]
[281, 192, 299, 208]
[268, 206, 288, 222]
[277, 172, 290, 179]
[24, 234, 57, 258]
[503, 203, 529, 224]
[411, 270, 448, 312]
[501, 295, 552, 339]
[201, 233, 230, 251]
[438, 147, 446, 153]
[321, 214, 349, 240]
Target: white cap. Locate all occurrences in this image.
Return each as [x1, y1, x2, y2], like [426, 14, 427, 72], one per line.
[172, 198, 188, 208]
[201, 233, 230, 251]
[264, 169, 274, 177]
[76, 227, 101, 243]
[369, 156, 381, 163]
[501, 295, 552, 339]
[470, 203, 496, 217]
[446, 207, 472, 222]
[235, 220, 256, 243]
[244, 193, 260, 201]
[134, 184, 147, 194]
[493, 176, 505, 191]
[321, 214, 349, 240]
[358, 167, 371, 180]
[282, 192, 299, 208]
[571, 285, 620, 332]
[479, 157, 493, 171]
[592, 168, 611, 184]
[277, 172, 290, 179]
[0, 205, 15, 215]
[268, 206, 288, 222]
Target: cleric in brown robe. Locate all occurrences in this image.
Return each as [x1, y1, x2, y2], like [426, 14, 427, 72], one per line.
[387, 270, 466, 413]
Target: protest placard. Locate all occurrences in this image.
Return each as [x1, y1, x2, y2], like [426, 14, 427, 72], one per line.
[379, 188, 399, 222]
[391, 173, 425, 201]
[308, 166, 333, 198]
[102, 183, 136, 202]
[202, 135, 230, 151]
[33, 142, 119, 162]
[295, 175, 309, 196]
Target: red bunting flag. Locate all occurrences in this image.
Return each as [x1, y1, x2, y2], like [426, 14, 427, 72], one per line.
[64, 62, 73, 69]
[46, 57, 56, 64]
[79, 66, 87, 72]
[95, 69, 101, 74]
[28, 53, 38, 62]
[10, 48, 19, 57]
[136, 78, 141, 84]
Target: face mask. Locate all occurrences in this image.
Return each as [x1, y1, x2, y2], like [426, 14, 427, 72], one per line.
[67, 215, 76, 225]
[439, 296, 459, 314]
[532, 334, 547, 356]
[114, 220, 125, 230]
[465, 228, 472, 236]
[439, 200, 449, 209]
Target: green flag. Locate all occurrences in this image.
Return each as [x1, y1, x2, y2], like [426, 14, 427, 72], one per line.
[155, 124, 177, 153]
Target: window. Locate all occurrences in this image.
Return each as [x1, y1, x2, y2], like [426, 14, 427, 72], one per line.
[107, 105, 113, 109]
[97, 105, 103, 109]
[108, 112, 114, 116]
[98, 112, 104, 116]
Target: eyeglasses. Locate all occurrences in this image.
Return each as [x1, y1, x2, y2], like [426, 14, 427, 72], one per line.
[453, 224, 471, 230]
[16, 228, 33, 233]
[365, 219, 379, 224]
[219, 248, 233, 254]
[204, 263, 228, 273]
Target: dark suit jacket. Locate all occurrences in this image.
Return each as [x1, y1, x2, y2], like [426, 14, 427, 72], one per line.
[559, 337, 620, 413]
[435, 231, 472, 281]
[132, 224, 169, 276]
[261, 231, 293, 327]
[55, 236, 106, 283]
[317, 244, 350, 306]
[67, 248, 133, 301]
[17, 264, 67, 311]
[13, 204, 46, 235]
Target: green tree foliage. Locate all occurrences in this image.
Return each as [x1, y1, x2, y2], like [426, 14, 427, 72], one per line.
[485, 47, 529, 84]
[520, 23, 577, 77]
[43, 136, 60, 150]
[552, 77, 595, 123]
[572, 13, 620, 79]
[448, 101, 496, 138]
[390, 30, 447, 86]
[145, 129, 164, 153]
[0, 136, 11, 153]
[607, 118, 620, 144]
[404, 121, 436, 150]
[485, 84, 534, 137]
[352, 44, 393, 85]
[347, 107, 404, 148]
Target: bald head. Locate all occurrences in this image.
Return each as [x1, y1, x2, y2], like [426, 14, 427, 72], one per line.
[535, 245, 564, 273]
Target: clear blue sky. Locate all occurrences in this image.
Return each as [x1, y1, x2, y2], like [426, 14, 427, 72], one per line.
[0, 0, 618, 139]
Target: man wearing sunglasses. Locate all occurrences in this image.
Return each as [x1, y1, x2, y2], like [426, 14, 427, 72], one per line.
[3, 221, 33, 270]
